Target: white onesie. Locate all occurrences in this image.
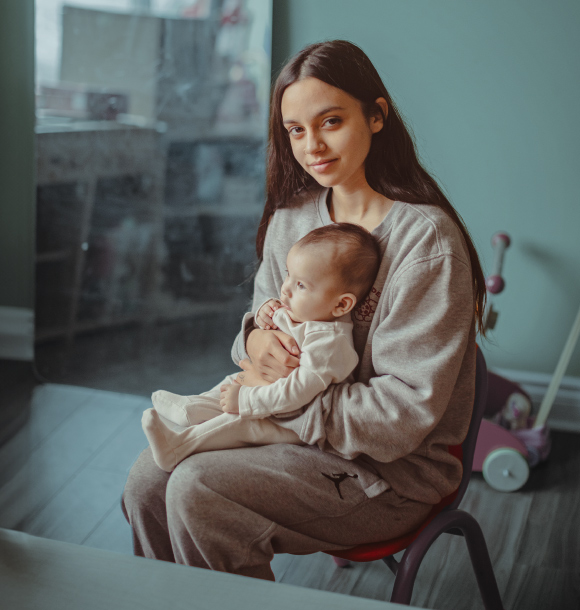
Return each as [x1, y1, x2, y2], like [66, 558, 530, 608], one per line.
[142, 306, 359, 472]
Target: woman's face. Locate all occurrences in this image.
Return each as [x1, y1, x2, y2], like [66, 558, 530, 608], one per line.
[281, 77, 384, 193]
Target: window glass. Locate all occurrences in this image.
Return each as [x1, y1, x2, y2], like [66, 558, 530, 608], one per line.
[35, 0, 272, 395]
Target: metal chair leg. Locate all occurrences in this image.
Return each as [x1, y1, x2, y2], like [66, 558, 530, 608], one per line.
[390, 510, 504, 610]
[460, 511, 505, 610]
[382, 555, 399, 576]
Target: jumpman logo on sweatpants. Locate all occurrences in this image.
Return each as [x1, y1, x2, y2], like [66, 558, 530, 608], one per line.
[321, 472, 359, 500]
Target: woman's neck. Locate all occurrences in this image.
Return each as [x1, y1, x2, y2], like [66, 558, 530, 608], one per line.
[328, 184, 394, 233]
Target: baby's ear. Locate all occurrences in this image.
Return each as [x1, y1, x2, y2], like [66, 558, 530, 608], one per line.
[333, 293, 357, 317]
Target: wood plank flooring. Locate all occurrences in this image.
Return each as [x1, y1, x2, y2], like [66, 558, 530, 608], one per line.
[0, 382, 578, 609]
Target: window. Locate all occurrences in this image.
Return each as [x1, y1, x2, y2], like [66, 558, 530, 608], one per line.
[35, 0, 272, 395]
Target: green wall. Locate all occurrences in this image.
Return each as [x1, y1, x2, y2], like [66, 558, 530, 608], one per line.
[272, 0, 580, 376]
[0, 0, 35, 310]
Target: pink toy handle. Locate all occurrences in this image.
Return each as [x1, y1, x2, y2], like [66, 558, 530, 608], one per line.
[485, 232, 510, 294]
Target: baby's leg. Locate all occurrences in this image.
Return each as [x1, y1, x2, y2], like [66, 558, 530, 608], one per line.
[142, 409, 304, 472]
[151, 374, 238, 426]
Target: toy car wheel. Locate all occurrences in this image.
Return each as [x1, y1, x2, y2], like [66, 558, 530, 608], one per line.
[482, 448, 529, 492]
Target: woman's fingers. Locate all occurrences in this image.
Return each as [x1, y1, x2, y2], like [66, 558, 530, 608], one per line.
[268, 345, 299, 377]
[246, 328, 296, 379]
[239, 354, 270, 381]
[258, 364, 283, 383]
[272, 338, 300, 365]
[245, 355, 280, 383]
[271, 330, 300, 357]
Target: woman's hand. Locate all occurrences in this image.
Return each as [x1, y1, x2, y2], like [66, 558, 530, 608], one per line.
[246, 328, 300, 383]
[236, 360, 271, 387]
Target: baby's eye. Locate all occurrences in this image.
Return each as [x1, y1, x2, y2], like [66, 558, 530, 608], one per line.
[297, 282, 306, 290]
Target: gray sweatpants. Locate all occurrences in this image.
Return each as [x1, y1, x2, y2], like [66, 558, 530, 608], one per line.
[121, 444, 433, 580]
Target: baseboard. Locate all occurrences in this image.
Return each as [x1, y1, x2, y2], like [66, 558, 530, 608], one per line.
[0, 307, 34, 361]
[492, 367, 580, 433]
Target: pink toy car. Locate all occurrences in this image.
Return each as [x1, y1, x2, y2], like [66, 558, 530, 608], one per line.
[473, 370, 551, 492]
[474, 233, 552, 492]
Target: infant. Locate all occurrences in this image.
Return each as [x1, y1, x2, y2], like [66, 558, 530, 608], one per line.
[142, 222, 381, 471]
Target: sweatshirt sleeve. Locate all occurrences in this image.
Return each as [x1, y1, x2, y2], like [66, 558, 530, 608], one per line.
[237, 329, 359, 419]
[283, 254, 475, 462]
[231, 227, 282, 366]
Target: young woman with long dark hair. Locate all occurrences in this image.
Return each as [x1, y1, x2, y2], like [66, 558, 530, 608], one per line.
[122, 40, 485, 581]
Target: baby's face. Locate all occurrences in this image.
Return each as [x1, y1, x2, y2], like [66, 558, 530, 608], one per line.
[279, 244, 352, 323]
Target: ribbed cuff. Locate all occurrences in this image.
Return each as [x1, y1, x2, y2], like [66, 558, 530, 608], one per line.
[237, 386, 254, 418]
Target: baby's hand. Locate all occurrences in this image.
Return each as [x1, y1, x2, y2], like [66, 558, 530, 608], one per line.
[220, 383, 241, 414]
[255, 299, 281, 330]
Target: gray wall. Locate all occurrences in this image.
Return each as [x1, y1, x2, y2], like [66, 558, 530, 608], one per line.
[272, 0, 580, 375]
[0, 0, 35, 310]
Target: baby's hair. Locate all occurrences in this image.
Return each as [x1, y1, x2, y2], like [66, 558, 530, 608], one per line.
[296, 223, 381, 304]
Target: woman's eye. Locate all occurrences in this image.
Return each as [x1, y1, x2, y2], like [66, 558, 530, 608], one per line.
[288, 126, 303, 136]
[324, 117, 341, 127]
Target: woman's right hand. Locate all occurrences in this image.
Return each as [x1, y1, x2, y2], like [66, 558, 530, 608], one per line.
[246, 328, 300, 383]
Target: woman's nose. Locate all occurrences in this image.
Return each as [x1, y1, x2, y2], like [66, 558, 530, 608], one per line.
[304, 130, 325, 155]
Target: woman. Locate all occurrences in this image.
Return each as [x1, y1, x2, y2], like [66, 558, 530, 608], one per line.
[122, 40, 486, 581]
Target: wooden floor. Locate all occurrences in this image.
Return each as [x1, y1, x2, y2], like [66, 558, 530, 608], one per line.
[0, 382, 578, 610]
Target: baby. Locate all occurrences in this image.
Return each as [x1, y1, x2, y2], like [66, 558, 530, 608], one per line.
[142, 223, 381, 472]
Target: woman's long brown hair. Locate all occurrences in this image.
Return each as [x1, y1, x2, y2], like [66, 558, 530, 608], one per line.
[259, 40, 486, 336]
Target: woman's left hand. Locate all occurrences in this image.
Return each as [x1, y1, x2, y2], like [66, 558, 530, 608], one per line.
[236, 359, 271, 387]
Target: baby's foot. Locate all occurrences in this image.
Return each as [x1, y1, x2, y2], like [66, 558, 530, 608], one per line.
[151, 390, 192, 426]
[142, 408, 181, 472]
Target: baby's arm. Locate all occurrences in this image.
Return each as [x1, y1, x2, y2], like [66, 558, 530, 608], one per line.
[237, 328, 358, 420]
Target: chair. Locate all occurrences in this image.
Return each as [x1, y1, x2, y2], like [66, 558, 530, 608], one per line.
[324, 347, 505, 610]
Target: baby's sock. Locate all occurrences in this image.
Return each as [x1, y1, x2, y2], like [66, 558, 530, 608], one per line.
[151, 390, 193, 427]
[142, 408, 186, 472]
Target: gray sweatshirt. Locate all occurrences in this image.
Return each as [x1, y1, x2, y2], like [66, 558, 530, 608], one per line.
[232, 188, 476, 505]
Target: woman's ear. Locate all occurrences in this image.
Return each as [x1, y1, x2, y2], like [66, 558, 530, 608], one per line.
[332, 293, 357, 317]
[370, 97, 388, 134]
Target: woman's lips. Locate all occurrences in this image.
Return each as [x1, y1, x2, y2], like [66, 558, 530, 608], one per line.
[310, 159, 337, 173]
